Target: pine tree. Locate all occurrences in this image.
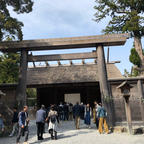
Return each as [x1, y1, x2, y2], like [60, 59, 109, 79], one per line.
[94, 0, 144, 68]
[0, 0, 33, 41]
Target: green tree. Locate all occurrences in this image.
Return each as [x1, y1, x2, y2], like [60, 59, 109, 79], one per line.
[129, 48, 141, 67]
[94, 0, 144, 68]
[0, 52, 20, 83]
[0, 0, 33, 41]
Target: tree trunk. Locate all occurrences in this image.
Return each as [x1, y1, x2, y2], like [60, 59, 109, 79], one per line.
[134, 36, 144, 67]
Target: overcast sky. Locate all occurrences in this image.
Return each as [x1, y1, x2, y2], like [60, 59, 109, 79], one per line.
[9, 0, 141, 74]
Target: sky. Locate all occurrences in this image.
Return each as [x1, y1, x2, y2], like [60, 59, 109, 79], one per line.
[9, 0, 143, 74]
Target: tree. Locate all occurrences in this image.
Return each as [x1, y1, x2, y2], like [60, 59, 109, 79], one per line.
[0, 52, 20, 83]
[94, 0, 144, 68]
[129, 48, 141, 67]
[0, 0, 33, 41]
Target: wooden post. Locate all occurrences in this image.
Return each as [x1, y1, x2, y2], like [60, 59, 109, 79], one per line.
[97, 45, 114, 126]
[16, 50, 28, 110]
[124, 96, 133, 134]
[137, 80, 144, 123]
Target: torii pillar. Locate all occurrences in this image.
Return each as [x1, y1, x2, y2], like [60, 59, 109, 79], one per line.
[97, 45, 114, 127]
[16, 50, 28, 110]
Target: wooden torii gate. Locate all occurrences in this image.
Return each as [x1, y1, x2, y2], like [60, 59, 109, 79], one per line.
[0, 33, 129, 126]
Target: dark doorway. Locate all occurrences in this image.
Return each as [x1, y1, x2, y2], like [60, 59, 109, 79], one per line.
[37, 82, 101, 108]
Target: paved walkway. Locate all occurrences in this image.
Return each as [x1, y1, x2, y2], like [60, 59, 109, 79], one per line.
[0, 120, 144, 144]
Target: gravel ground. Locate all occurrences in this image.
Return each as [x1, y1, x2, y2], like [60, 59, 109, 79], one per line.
[0, 120, 144, 144]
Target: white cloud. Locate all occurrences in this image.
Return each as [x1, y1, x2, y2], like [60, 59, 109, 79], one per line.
[8, 0, 134, 74]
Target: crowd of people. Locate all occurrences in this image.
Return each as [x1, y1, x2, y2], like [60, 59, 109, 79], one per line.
[0, 101, 109, 144]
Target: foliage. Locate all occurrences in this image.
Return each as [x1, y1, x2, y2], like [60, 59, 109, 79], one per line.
[0, 52, 20, 83]
[0, 0, 33, 41]
[123, 68, 140, 77]
[94, 0, 144, 38]
[26, 88, 37, 106]
[26, 88, 37, 98]
[129, 48, 141, 67]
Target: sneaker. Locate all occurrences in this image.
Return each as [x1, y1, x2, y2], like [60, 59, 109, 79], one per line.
[9, 134, 13, 137]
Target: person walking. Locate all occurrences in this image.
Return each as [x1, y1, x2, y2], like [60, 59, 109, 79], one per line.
[73, 102, 81, 129]
[97, 103, 109, 134]
[47, 105, 59, 140]
[36, 105, 46, 140]
[9, 107, 19, 137]
[16, 106, 29, 144]
[84, 104, 91, 128]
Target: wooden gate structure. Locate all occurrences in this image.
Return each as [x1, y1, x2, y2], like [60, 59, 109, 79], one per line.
[0, 33, 135, 126]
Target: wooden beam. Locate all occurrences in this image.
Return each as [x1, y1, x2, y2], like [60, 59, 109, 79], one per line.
[107, 61, 121, 64]
[0, 33, 130, 52]
[28, 52, 97, 62]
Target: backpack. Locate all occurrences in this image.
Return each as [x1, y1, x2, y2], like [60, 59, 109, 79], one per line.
[50, 115, 56, 123]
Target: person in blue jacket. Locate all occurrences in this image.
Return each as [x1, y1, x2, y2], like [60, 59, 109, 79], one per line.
[16, 106, 29, 144]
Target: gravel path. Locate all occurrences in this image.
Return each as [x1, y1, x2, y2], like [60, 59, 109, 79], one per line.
[0, 120, 144, 144]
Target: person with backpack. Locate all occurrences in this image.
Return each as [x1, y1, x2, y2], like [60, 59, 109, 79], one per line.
[47, 105, 59, 140]
[16, 106, 30, 144]
[97, 103, 109, 134]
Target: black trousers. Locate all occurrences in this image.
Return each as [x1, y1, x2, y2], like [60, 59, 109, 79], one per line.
[16, 126, 29, 143]
[95, 118, 99, 129]
[36, 122, 44, 139]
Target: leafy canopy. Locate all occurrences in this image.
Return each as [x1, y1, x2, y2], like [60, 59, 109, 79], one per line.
[0, 52, 20, 83]
[94, 0, 144, 38]
[0, 0, 33, 41]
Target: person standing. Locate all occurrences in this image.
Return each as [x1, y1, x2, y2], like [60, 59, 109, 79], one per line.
[68, 103, 73, 121]
[59, 102, 64, 121]
[63, 102, 69, 121]
[80, 102, 85, 120]
[47, 105, 59, 140]
[73, 102, 81, 129]
[9, 107, 19, 137]
[16, 106, 29, 144]
[36, 105, 46, 140]
[97, 103, 109, 134]
[0, 113, 4, 134]
[84, 104, 91, 128]
[93, 101, 100, 129]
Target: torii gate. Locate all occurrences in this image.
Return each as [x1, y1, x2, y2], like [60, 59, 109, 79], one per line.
[0, 33, 129, 126]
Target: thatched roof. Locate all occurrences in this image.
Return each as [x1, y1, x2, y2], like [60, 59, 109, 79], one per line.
[27, 63, 123, 86]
